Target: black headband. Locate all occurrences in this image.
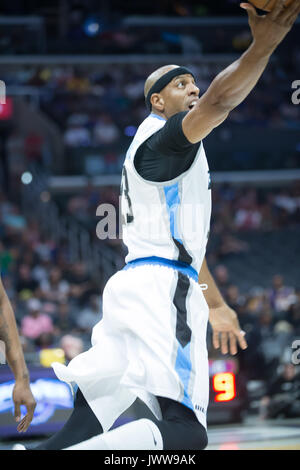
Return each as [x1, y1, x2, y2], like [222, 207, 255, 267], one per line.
[145, 66, 195, 111]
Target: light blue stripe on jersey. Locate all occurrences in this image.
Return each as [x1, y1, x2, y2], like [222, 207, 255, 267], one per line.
[150, 113, 166, 121]
[175, 343, 194, 410]
[164, 182, 182, 243]
[123, 256, 198, 282]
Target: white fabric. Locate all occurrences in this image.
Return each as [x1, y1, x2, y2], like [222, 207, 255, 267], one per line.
[121, 113, 212, 273]
[53, 264, 209, 432]
[64, 418, 163, 451]
[52, 112, 211, 434]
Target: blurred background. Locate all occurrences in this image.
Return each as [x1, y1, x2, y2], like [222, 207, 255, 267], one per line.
[0, 0, 299, 450]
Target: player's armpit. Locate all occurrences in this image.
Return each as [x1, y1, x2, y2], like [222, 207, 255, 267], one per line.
[182, 95, 229, 144]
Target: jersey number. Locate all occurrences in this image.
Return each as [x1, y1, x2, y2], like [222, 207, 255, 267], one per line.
[121, 167, 134, 225]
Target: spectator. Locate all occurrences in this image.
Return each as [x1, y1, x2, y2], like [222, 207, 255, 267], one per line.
[66, 262, 95, 305]
[39, 267, 69, 304]
[53, 300, 78, 337]
[259, 363, 300, 419]
[64, 114, 91, 147]
[93, 113, 121, 146]
[35, 332, 55, 350]
[267, 274, 296, 314]
[213, 264, 230, 297]
[286, 293, 300, 335]
[21, 298, 54, 342]
[60, 334, 84, 362]
[76, 294, 102, 333]
[234, 203, 262, 231]
[225, 284, 246, 316]
[15, 264, 40, 300]
[218, 233, 249, 259]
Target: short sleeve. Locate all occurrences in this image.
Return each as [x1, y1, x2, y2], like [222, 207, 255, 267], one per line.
[147, 111, 194, 156]
[134, 112, 201, 182]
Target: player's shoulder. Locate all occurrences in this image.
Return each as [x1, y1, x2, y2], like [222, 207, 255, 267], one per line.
[126, 114, 166, 156]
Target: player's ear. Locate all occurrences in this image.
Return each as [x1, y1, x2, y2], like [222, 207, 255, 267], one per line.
[151, 93, 164, 112]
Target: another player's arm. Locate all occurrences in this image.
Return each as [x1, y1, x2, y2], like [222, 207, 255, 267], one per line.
[0, 277, 36, 431]
[182, 0, 300, 143]
[198, 258, 247, 355]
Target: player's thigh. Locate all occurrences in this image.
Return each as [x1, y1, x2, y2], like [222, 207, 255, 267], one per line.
[155, 396, 208, 450]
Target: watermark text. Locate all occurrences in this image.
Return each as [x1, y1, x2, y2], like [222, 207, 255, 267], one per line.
[291, 80, 300, 105]
[0, 80, 6, 105]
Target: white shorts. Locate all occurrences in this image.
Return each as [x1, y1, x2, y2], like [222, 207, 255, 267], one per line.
[52, 263, 209, 431]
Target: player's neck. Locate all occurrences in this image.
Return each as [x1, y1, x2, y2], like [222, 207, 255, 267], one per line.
[150, 110, 167, 121]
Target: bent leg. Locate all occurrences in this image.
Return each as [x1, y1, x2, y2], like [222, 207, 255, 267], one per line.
[63, 397, 207, 451]
[64, 418, 163, 450]
[33, 388, 103, 450]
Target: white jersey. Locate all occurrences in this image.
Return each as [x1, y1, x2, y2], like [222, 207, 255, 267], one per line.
[52, 112, 212, 437]
[121, 113, 212, 273]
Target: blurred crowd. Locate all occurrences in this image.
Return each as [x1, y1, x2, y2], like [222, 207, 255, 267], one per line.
[0, 1, 300, 58]
[0, 189, 102, 362]
[209, 182, 300, 258]
[2, 52, 300, 175]
[11, 59, 300, 134]
[210, 265, 299, 378]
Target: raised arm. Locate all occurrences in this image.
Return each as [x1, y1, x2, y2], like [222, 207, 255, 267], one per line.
[0, 276, 36, 432]
[182, 0, 300, 143]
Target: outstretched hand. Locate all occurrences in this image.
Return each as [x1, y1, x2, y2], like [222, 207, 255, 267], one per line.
[13, 380, 36, 433]
[209, 304, 248, 356]
[240, 1, 300, 53]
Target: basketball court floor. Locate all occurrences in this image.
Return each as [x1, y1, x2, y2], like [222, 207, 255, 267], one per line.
[0, 416, 299, 450]
[206, 417, 300, 450]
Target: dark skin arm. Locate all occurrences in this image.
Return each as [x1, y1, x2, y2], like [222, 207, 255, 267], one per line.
[191, 2, 300, 353]
[0, 277, 36, 432]
[182, 0, 300, 143]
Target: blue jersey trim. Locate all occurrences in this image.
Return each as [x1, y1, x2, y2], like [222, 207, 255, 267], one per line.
[123, 256, 198, 282]
[150, 113, 167, 121]
[164, 182, 183, 244]
[175, 343, 194, 410]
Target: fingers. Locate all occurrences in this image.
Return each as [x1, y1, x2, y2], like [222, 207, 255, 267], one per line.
[270, 0, 286, 19]
[212, 330, 220, 350]
[272, 0, 300, 25]
[16, 407, 35, 433]
[229, 332, 238, 356]
[17, 412, 33, 433]
[212, 329, 247, 355]
[232, 326, 248, 350]
[17, 415, 29, 433]
[14, 402, 21, 423]
[282, 0, 300, 25]
[221, 332, 228, 355]
[15, 400, 36, 433]
[236, 329, 248, 350]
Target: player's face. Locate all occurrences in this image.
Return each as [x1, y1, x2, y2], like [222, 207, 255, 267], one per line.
[160, 74, 200, 118]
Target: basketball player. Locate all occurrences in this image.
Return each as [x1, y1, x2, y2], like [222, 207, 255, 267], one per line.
[23, 1, 299, 451]
[0, 276, 36, 432]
